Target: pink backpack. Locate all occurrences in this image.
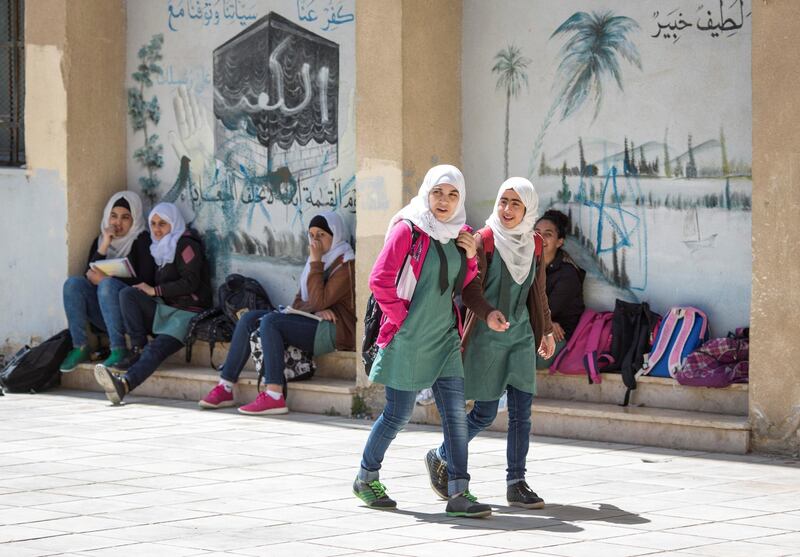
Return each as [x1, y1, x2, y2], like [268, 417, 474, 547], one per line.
[550, 309, 614, 384]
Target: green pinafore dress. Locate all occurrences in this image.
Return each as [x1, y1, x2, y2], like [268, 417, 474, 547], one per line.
[369, 240, 463, 391]
[463, 254, 537, 401]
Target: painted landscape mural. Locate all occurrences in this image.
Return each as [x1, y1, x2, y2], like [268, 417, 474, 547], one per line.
[463, 0, 752, 334]
[126, 0, 355, 304]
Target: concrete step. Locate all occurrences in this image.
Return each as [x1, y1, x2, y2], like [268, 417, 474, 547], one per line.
[167, 341, 356, 380]
[412, 398, 750, 454]
[63, 363, 356, 418]
[536, 369, 748, 416]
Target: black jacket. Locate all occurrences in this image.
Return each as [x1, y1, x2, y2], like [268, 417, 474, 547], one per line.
[545, 249, 585, 339]
[86, 231, 156, 287]
[152, 230, 213, 312]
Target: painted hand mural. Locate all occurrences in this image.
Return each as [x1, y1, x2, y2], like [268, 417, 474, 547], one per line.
[170, 85, 215, 190]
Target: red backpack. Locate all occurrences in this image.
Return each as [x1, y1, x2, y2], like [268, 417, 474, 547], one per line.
[550, 309, 614, 384]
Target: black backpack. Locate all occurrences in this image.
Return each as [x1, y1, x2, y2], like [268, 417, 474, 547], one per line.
[184, 308, 235, 370]
[218, 273, 274, 323]
[0, 330, 71, 393]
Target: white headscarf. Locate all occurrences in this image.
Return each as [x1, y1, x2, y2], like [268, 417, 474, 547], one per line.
[485, 177, 540, 285]
[98, 191, 146, 259]
[300, 211, 355, 301]
[386, 164, 467, 244]
[148, 202, 187, 267]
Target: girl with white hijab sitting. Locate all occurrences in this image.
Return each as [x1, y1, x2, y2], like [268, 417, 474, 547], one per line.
[198, 211, 356, 415]
[60, 191, 155, 372]
[353, 165, 508, 518]
[426, 178, 556, 510]
[93, 202, 212, 404]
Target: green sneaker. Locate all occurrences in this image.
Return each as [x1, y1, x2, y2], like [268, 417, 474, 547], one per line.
[102, 348, 130, 370]
[446, 490, 492, 518]
[353, 478, 397, 510]
[60, 346, 92, 372]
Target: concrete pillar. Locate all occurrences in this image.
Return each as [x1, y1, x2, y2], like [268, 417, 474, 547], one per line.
[749, 0, 800, 456]
[355, 0, 462, 391]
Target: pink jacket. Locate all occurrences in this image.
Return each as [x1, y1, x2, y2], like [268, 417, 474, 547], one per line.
[369, 221, 478, 347]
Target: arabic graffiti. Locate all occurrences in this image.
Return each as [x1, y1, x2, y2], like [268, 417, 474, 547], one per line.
[651, 0, 749, 43]
[167, 0, 258, 32]
[296, 0, 355, 32]
[157, 64, 212, 95]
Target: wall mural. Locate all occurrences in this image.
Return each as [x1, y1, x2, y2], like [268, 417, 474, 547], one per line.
[463, 0, 752, 334]
[126, 0, 355, 304]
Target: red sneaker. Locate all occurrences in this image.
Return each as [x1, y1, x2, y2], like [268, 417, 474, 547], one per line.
[198, 384, 235, 409]
[238, 391, 288, 415]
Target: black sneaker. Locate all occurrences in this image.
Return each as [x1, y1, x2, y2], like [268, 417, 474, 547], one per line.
[424, 449, 449, 500]
[93, 364, 128, 405]
[352, 478, 397, 510]
[110, 346, 142, 372]
[446, 490, 492, 518]
[507, 481, 545, 509]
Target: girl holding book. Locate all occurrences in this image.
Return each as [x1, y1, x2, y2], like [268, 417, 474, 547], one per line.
[60, 191, 155, 372]
[93, 202, 212, 404]
[425, 177, 555, 509]
[198, 211, 355, 415]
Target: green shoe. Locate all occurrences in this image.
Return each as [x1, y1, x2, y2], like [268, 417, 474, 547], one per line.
[353, 478, 397, 510]
[60, 346, 92, 372]
[446, 490, 492, 518]
[102, 348, 130, 370]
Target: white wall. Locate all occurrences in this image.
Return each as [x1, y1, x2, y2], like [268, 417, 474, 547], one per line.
[126, 0, 356, 305]
[463, 0, 752, 335]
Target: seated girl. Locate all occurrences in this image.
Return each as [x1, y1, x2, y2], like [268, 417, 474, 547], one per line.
[93, 202, 212, 404]
[60, 191, 155, 372]
[198, 211, 355, 415]
[533, 209, 585, 367]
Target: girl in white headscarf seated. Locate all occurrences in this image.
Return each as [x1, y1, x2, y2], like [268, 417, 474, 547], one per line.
[353, 165, 508, 519]
[60, 191, 155, 373]
[427, 177, 556, 510]
[93, 202, 212, 405]
[198, 211, 355, 415]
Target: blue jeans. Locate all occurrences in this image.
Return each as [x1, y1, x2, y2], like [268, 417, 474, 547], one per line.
[63, 276, 128, 349]
[439, 385, 533, 484]
[360, 376, 470, 496]
[220, 310, 317, 385]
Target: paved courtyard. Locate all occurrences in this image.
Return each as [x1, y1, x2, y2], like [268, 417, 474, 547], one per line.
[0, 390, 798, 556]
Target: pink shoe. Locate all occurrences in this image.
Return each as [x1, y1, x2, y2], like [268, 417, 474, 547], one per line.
[198, 384, 235, 409]
[238, 391, 288, 415]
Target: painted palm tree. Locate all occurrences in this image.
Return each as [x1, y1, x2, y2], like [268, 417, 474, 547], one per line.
[492, 44, 530, 180]
[528, 11, 642, 179]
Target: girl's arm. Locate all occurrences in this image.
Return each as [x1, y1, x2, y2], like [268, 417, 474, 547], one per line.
[532, 253, 554, 336]
[154, 238, 205, 298]
[461, 234, 495, 321]
[369, 222, 413, 326]
[293, 259, 352, 313]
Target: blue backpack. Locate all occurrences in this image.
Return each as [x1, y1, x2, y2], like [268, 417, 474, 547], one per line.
[640, 307, 709, 378]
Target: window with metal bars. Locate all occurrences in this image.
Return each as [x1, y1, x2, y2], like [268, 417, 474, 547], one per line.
[0, 0, 24, 167]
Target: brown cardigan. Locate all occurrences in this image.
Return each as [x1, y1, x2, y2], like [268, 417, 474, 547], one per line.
[291, 256, 355, 351]
[461, 231, 553, 350]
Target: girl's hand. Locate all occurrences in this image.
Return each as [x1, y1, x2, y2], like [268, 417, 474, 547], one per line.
[538, 334, 556, 359]
[85, 268, 107, 286]
[552, 322, 566, 343]
[486, 310, 510, 332]
[456, 231, 477, 259]
[134, 283, 156, 296]
[315, 309, 337, 323]
[98, 225, 115, 254]
[309, 239, 324, 262]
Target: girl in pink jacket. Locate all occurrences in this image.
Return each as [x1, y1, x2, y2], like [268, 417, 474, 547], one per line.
[353, 165, 508, 518]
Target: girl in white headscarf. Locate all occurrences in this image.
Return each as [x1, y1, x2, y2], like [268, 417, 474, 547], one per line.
[60, 191, 155, 373]
[199, 211, 356, 417]
[93, 202, 213, 405]
[427, 177, 556, 511]
[353, 165, 507, 519]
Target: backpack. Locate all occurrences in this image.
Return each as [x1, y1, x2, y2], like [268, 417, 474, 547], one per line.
[361, 221, 422, 375]
[0, 330, 71, 393]
[674, 328, 749, 388]
[217, 273, 274, 323]
[601, 299, 662, 405]
[249, 326, 315, 383]
[550, 309, 613, 383]
[184, 308, 235, 370]
[641, 306, 709, 380]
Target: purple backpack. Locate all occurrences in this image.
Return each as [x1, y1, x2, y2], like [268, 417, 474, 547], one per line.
[550, 309, 614, 384]
[674, 328, 749, 388]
